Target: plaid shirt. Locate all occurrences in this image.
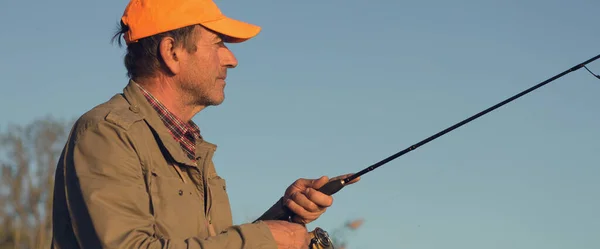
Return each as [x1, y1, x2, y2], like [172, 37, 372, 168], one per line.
[137, 84, 201, 161]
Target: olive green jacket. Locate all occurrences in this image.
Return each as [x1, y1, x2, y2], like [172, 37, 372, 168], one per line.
[51, 81, 279, 249]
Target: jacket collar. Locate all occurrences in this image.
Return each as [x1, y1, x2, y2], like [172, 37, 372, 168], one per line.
[122, 80, 199, 167]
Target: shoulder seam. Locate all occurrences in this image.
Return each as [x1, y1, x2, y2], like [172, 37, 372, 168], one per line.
[105, 107, 144, 130]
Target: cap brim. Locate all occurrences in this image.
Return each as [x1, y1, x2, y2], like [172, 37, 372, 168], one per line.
[201, 17, 261, 43]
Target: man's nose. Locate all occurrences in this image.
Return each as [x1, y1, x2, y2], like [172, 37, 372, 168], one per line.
[222, 47, 238, 68]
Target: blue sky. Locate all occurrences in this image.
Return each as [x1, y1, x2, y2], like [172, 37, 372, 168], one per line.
[1, 0, 599, 248]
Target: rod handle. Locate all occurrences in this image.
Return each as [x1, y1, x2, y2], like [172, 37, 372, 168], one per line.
[317, 178, 346, 195]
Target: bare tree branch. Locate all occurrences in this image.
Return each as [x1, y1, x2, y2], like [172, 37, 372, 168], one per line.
[0, 116, 71, 249]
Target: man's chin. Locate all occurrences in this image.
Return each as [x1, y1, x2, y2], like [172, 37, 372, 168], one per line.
[196, 91, 225, 107]
[206, 97, 225, 107]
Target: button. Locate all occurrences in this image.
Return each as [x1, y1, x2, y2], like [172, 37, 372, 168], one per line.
[178, 190, 183, 196]
[129, 106, 140, 113]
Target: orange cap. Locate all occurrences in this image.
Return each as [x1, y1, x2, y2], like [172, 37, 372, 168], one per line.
[121, 0, 261, 44]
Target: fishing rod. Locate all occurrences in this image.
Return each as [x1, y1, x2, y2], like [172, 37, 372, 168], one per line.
[336, 54, 600, 189]
[257, 53, 600, 228]
[326, 53, 600, 193]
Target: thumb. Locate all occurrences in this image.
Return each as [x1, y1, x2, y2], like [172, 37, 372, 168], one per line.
[311, 175, 329, 190]
[289, 176, 329, 193]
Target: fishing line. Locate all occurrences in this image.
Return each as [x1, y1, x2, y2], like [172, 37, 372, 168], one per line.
[583, 65, 600, 79]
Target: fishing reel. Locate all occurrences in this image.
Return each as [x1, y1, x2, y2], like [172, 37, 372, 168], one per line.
[308, 227, 334, 249]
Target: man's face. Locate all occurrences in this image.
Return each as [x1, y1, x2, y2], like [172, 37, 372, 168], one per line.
[177, 25, 238, 107]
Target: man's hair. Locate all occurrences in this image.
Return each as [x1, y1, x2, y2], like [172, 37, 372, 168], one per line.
[111, 21, 199, 80]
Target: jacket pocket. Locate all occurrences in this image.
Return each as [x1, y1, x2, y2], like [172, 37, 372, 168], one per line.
[207, 175, 233, 233]
[150, 172, 205, 239]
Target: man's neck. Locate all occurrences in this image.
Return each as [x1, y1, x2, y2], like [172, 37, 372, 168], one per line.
[134, 77, 205, 122]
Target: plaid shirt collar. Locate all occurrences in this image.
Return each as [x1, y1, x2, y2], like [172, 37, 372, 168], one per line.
[136, 83, 201, 161]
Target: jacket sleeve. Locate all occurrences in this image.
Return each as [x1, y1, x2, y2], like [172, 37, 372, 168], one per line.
[255, 197, 289, 222]
[61, 120, 278, 249]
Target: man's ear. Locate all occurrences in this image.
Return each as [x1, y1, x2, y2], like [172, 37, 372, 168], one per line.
[158, 37, 183, 75]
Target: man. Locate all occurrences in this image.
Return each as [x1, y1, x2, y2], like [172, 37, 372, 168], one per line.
[50, 0, 359, 248]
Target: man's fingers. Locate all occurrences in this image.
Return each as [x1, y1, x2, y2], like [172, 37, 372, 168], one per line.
[305, 188, 333, 207]
[310, 176, 329, 189]
[289, 191, 322, 212]
[285, 198, 321, 222]
[287, 188, 333, 211]
[290, 176, 328, 192]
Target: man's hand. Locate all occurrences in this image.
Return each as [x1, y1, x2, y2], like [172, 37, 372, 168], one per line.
[264, 220, 310, 249]
[284, 173, 360, 224]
